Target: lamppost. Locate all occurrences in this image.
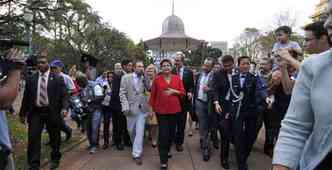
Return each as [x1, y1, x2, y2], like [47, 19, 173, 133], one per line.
[23, 8, 33, 55]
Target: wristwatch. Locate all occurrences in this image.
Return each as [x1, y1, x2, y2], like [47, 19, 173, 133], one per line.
[213, 101, 219, 105]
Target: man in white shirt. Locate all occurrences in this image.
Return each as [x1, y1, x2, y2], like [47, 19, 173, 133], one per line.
[193, 58, 214, 161]
[119, 61, 148, 165]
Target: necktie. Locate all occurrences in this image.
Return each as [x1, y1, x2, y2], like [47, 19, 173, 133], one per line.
[39, 74, 48, 106]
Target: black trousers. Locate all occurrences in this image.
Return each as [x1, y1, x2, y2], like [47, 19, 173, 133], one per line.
[256, 108, 275, 150]
[217, 114, 232, 162]
[157, 114, 177, 164]
[175, 111, 187, 145]
[60, 116, 72, 136]
[27, 107, 61, 169]
[102, 107, 112, 145]
[233, 114, 258, 170]
[210, 111, 219, 144]
[0, 146, 10, 170]
[111, 109, 130, 145]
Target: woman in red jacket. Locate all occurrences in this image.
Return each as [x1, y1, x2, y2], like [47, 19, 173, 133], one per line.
[149, 59, 185, 170]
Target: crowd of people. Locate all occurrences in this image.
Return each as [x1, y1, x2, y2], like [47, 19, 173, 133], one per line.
[2, 2, 332, 170]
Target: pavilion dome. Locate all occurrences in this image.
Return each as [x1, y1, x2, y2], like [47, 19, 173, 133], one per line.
[161, 15, 186, 37]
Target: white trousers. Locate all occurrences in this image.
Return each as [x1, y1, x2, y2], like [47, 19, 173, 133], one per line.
[127, 112, 146, 158]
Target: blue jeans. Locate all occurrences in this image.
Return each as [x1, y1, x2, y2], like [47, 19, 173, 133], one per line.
[87, 109, 102, 147]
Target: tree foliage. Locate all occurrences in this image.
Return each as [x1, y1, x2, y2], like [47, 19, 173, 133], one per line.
[184, 43, 223, 67]
[233, 11, 304, 61]
[0, 0, 146, 73]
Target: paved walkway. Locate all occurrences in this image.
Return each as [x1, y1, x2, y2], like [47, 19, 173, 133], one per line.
[56, 129, 272, 170]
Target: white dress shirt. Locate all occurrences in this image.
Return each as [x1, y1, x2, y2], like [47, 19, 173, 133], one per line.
[180, 67, 184, 80]
[197, 72, 210, 102]
[240, 73, 246, 88]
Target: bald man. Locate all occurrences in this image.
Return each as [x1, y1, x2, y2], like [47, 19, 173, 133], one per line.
[111, 63, 131, 150]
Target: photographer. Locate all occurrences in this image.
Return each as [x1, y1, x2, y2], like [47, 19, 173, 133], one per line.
[75, 73, 104, 154]
[0, 49, 25, 170]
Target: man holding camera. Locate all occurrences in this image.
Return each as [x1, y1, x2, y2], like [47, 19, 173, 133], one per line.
[0, 49, 25, 170]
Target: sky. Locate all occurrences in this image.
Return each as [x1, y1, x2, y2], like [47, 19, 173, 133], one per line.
[86, 0, 317, 46]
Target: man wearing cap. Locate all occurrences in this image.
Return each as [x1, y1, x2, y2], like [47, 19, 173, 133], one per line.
[50, 59, 74, 142]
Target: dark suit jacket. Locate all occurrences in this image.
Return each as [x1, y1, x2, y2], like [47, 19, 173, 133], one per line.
[211, 70, 232, 115]
[230, 72, 257, 117]
[19, 71, 69, 121]
[192, 72, 213, 114]
[172, 67, 194, 112]
[109, 73, 122, 112]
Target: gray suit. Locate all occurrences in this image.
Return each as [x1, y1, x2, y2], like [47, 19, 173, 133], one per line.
[119, 73, 148, 158]
[120, 73, 149, 115]
[273, 50, 332, 170]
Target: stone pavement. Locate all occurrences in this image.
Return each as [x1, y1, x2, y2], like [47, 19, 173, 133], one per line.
[56, 129, 272, 170]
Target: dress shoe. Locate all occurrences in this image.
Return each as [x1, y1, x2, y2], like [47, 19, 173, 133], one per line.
[168, 153, 172, 159]
[50, 160, 60, 170]
[221, 160, 230, 169]
[264, 147, 273, 158]
[213, 141, 219, 149]
[102, 144, 109, 150]
[124, 140, 132, 147]
[176, 144, 184, 152]
[202, 149, 210, 162]
[160, 163, 168, 170]
[199, 139, 203, 150]
[64, 130, 72, 142]
[238, 164, 248, 170]
[188, 129, 193, 137]
[133, 157, 143, 165]
[116, 143, 124, 151]
[29, 168, 40, 170]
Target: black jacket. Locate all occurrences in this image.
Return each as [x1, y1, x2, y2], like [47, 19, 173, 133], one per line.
[211, 70, 232, 115]
[109, 73, 123, 111]
[230, 72, 258, 117]
[192, 72, 213, 112]
[172, 66, 194, 112]
[19, 71, 69, 121]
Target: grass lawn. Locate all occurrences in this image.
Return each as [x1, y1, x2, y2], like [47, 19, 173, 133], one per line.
[7, 113, 83, 170]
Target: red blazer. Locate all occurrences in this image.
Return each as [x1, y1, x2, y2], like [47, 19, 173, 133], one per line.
[149, 74, 185, 115]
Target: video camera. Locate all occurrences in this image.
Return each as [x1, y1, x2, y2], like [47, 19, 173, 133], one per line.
[0, 39, 36, 81]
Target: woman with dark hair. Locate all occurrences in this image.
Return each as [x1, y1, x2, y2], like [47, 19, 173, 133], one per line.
[149, 59, 185, 170]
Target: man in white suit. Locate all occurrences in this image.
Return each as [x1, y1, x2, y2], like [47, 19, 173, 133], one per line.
[119, 61, 149, 165]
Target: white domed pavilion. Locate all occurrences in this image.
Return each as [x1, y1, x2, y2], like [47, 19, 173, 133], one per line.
[144, 2, 204, 64]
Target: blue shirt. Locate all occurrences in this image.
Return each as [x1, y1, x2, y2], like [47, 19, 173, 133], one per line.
[0, 111, 11, 150]
[272, 41, 302, 52]
[95, 76, 109, 88]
